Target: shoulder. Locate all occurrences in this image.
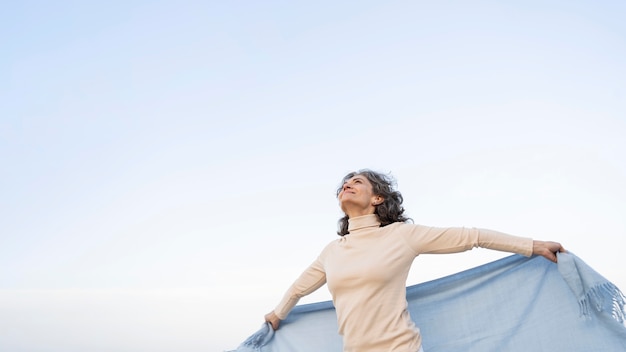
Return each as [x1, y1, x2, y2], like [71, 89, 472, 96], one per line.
[387, 221, 426, 232]
[320, 237, 342, 252]
[388, 222, 442, 242]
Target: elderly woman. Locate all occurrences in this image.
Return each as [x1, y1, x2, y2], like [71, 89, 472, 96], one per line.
[264, 169, 564, 352]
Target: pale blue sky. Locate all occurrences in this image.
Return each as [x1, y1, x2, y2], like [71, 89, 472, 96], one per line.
[1, 1, 625, 351]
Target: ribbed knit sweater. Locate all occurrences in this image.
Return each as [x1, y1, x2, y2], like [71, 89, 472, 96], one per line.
[273, 214, 533, 352]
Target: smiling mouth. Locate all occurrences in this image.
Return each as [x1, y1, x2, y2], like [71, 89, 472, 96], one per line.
[340, 192, 356, 200]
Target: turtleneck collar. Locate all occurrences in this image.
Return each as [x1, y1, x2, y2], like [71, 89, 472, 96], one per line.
[347, 214, 381, 233]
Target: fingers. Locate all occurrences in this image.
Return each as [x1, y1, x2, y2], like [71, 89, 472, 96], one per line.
[550, 242, 566, 262]
[550, 242, 566, 260]
[264, 311, 281, 330]
[533, 240, 565, 263]
[269, 320, 279, 330]
[539, 246, 557, 263]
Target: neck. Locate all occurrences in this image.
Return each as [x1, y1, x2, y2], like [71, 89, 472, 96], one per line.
[344, 208, 376, 219]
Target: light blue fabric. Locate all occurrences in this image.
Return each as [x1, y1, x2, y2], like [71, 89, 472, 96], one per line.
[230, 253, 626, 351]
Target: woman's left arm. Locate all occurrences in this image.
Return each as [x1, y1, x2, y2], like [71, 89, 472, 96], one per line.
[404, 224, 564, 262]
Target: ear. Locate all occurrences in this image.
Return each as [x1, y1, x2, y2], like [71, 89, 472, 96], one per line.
[372, 196, 383, 206]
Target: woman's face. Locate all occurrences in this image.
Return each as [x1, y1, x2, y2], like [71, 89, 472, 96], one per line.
[338, 174, 382, 216]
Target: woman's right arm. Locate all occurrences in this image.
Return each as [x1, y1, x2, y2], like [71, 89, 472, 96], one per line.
[265, 256, 327, 330]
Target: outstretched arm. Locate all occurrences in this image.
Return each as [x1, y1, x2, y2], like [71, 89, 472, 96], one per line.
[264, 255, 327, 330]
[533, 240, 566, 263]
[404, 224, 565, 263]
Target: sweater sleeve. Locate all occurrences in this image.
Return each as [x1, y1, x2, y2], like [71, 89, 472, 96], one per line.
[273, 256, 327, 319]
[402, 224, 533, 257]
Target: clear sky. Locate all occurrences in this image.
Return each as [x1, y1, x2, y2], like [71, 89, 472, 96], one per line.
[1, 1, 625, 351]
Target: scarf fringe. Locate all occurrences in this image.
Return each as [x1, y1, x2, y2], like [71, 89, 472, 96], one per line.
[226, 323, 273, 352]
[579, 281, 626, 325]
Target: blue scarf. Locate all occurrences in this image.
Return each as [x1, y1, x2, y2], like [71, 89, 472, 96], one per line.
[231, 252, 626, 351]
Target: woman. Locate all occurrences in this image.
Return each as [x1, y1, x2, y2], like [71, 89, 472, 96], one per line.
[264, 169, 564, 352]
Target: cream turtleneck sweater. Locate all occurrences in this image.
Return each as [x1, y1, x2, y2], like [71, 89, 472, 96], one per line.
[273, 215, 533, 352]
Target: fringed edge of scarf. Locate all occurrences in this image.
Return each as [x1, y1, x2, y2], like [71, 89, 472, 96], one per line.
[225, 323, 274, 352]
[579, 281, 626, 326]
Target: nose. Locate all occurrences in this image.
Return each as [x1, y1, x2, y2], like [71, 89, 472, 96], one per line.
[343, 183, 352, 191]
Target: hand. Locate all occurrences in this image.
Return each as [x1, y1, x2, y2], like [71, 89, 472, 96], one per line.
[533, 240, 566, 263]
[265, 311, 281, 330]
